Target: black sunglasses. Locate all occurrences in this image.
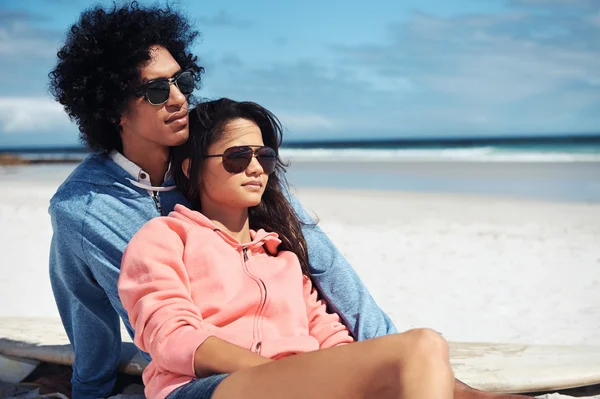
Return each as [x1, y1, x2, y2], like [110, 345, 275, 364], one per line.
[205, 145, 278, 174]
[137, 70, 195, 105]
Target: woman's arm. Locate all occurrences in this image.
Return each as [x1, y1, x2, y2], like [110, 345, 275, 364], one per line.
[118, 217, 269, 377]
[193, 336, 272, 377]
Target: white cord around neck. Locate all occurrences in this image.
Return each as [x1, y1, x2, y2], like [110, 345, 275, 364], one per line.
[127, 178, 177, 192]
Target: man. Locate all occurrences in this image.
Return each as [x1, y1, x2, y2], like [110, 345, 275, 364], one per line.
[48, 3, 532, 399]
[48, 4, 394, 398]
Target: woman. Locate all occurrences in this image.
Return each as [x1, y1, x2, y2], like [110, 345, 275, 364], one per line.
[118, 98, 456, 399]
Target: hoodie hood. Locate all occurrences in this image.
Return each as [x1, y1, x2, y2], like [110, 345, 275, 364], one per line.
[169, 203, 282, 254]
[60, 153, 125, 187]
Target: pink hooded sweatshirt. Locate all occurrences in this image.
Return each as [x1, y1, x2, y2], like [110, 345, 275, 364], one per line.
[118, 204, 354, 399]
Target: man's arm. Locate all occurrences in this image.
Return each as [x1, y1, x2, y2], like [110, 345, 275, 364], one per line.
[49, 198, 122, 399]
[283, 187, 397, 340]
[302, 275, 354, 348]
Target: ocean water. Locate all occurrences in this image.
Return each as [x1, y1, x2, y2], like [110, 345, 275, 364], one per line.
[280, 144, 600, 163]
[279, 143, 600, 202]
[2, 141, 600, 202]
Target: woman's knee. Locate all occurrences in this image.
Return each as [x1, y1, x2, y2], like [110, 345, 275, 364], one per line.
[365, 329, 453, 397]
[376, 328, 450, 370]
[353, 329, 451, 375]
[402, 328, 450, 361]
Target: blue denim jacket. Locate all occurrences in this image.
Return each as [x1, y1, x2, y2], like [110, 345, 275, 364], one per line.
[49, 153, 396, 399]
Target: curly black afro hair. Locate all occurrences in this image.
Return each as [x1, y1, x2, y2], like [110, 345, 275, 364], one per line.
[49, 1, 204, 153]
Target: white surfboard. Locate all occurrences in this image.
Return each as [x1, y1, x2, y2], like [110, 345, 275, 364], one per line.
[1, 317, 600, 394]
[449, 342, 600, 394]
[0, 317, 147, 376]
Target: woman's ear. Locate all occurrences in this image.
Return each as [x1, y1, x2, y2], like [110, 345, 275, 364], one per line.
[182, 158, 191, 179]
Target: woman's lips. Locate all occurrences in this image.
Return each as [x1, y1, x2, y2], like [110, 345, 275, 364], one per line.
[242, 181, 263, 188]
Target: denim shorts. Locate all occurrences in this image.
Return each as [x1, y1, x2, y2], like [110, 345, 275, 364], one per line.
[166, 374, 229, 399]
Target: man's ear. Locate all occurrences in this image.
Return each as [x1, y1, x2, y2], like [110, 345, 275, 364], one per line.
[182, 158, 191, 179]
[118, 112, 127, 128]
[120, 101, 134, 127]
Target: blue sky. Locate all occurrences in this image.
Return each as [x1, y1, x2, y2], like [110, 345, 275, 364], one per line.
[1, 0, 599, 147]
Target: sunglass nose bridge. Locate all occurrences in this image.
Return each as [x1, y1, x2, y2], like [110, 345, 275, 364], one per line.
[140, 70, 194, 105]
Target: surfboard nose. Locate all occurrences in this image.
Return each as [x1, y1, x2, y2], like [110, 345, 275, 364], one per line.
[0, 354, 39, 384]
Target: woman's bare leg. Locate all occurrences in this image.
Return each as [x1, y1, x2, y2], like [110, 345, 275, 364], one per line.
[212, 328, 454, 399]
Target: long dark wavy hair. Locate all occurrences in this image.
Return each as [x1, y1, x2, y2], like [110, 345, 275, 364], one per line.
[171, 98, 312, 277]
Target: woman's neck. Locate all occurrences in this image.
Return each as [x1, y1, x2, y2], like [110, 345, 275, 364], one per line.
[201, 203, 251, 243]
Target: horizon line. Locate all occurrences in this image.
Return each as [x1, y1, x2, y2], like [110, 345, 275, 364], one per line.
[1, 132, 599, 153]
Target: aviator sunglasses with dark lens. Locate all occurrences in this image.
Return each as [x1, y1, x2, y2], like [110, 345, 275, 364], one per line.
[138, 70, 195, 105]
[205, 145, 278, 174]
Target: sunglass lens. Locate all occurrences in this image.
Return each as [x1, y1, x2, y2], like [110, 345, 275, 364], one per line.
[222, 146, 253, 174]
[176, 71, 195, 95]
[145, 81, 170, 105]
[257, 147, 277, 174]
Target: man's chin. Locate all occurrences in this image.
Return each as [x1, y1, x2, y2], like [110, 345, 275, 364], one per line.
[169, 129, 190, 146]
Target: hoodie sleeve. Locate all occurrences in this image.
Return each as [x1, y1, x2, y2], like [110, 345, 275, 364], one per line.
[303, 275, 354, 348]
[118, 217, 217, 377]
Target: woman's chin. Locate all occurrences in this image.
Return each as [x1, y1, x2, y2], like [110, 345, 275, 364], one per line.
[240, 196, 263, 208]
[247, 200, 263, 208]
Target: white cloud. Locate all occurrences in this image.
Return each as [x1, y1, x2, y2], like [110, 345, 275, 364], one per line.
[0, 97, 72, 134]
[351, 68, 416, 93]
[410, 14, 600, 108]
[195, 10, 252, 29]
[517, 0, 575, 4]
[0, 22, 60, 58]
[512, 0, 599, 7]
[326, 8, 600, 135]
[592, 13, 600, 28]
[277, 112, 338, 131]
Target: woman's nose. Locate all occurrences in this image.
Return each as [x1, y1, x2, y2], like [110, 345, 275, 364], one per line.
[246, 155, 264, 175]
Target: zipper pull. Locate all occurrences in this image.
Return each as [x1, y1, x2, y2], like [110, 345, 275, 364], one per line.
[152, 191, 162, 215]
[242, 247, 248, 261]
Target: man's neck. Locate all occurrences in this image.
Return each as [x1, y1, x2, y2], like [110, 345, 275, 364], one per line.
[121, 141, 170, 187]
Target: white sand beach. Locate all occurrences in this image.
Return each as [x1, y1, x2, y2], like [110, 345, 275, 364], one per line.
[293, 187, 600, 346]
[1, 163, 600, 398]
[1, 164, 599, 347]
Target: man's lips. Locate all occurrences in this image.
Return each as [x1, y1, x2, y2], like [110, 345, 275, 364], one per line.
[166, 110, 188, 123]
